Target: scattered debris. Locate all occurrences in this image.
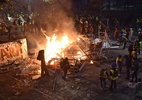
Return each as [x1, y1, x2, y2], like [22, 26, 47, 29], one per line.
[32, 75, 41, 80]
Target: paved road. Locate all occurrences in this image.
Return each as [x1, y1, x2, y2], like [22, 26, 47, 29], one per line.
[0, 34, 142, 100]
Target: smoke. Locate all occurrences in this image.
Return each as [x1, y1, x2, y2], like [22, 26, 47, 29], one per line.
[26, 0, 78, 54]
[42, 0, 77, 38]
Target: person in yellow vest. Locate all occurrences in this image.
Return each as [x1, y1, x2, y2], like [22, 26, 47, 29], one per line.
[109, 66, 118, 91]
[99, 68, 109, 91]
[116, 55, 123, 76]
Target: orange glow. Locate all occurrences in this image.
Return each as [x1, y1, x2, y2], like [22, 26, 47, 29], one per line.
[90, 60, 93, 64]
[37, 69, 41, 74]
[44, 34, 72, 62]
[42, 33, 90, 70]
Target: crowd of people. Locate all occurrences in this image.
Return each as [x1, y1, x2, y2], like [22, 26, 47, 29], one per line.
[99, 33, 142, 93]
[1, 0, 142, 92]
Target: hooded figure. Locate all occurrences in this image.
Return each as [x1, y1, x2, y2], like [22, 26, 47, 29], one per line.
[62, 57, 70, 80]
[37, 50, 49, 77]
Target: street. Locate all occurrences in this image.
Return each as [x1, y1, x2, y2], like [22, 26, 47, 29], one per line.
[0, 45, 142, 100]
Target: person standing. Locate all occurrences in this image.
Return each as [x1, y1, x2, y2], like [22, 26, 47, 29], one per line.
[121, 28, 128, 50]
[116, 55, 123, 76]
[124, 55, 132, 80]
[122, 37, 128, 50]
[128, 43, 133, 57]
[131, 48, 138, 63]
[99, 68, 109, 91]
[37, 50, 49, 77]
[62, 57, 70, 80]
[109, 66, 118, 91]
[128, 28, 134, 42]
[130, 60, 139, 83]
[130, 51, 139, 83]
[113, 27, 118, 39]
[88, 24, 94, 34]
[60, 58, 64, 69]
[133, 38, 140, 54]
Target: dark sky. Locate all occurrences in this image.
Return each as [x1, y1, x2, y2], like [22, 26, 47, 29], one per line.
[72, 0, 88, 9]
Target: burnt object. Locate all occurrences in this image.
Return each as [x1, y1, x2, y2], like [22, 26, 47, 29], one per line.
[37, 50, 44, 61]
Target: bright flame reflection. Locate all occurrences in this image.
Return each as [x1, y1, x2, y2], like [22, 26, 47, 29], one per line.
[45, 34, 71, 62]
[90, 60, 93, 64]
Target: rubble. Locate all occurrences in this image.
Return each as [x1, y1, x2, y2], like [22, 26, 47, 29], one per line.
[0, 42, 142, 100]
[75, 78, 81, 83]
[87, 93, 91, 97]
[0, 55, 139, 100]
[79, 61, 87, 71]
[32, 75, 41, 80]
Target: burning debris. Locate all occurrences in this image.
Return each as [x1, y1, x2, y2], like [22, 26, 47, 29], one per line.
[0, 30, 112, 80]
[2, 37, 102, 75]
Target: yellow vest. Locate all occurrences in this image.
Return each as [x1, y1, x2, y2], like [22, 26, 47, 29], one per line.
[110, 69, 118, 80]
[98, 24, 101, 30]
[99, 70, 107, 79]
[116, 57, 122, 62]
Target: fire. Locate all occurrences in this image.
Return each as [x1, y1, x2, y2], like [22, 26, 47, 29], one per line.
[90, 60, 93, 64]
[44, 34, 72, 62]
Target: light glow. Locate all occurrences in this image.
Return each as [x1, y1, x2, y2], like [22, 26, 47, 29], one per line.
[44, 34, 71, 62]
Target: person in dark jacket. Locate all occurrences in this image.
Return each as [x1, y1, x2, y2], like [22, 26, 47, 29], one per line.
[122, 37, 127, 50]
[133, 38, 140, 54]
[128, 43, 133, 57]
[124, 55, 132, 80]
[130, 59, 139, 83]
[60, 58, 64, 69]
[37, 50, 49, 77]
[62, 57, 70, 80]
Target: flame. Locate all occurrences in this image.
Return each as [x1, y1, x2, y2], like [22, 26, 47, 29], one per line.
[90, 60, 93, 64]
[44, 34, 71, 62]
